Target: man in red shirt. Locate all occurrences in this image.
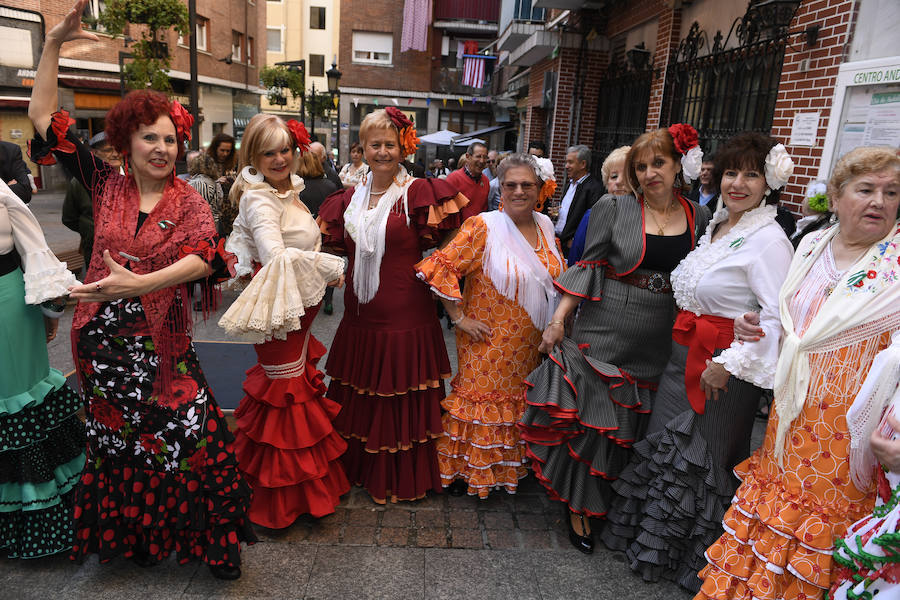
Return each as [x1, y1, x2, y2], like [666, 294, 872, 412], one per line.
[447, 142, 490, 222]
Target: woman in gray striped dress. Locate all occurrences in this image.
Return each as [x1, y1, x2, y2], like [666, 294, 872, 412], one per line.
[601, 133, 794, 592]
[519, 126, 710, 553]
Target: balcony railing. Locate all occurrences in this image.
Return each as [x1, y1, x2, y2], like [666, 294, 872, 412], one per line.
[434, 0, 500, 23]
[432, 66, 492, 96]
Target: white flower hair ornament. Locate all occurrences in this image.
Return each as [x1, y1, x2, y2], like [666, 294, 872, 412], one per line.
[532, 157, 557, 212]
[765, 143, 794, 191]
[681, 146, 704, 184]
[667, 123, 703, 184]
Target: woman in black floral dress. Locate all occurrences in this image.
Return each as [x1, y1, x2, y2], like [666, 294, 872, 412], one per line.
[28, 0, 254, 580]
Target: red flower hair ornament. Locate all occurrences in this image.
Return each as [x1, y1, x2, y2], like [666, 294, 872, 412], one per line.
[667, 122, 703, 183]
[385, 106, 420, 156]
[286, 119, 311, 154]
[169, 100, 194, 143]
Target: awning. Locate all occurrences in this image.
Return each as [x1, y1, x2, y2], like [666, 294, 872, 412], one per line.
[60, 77, 120, 90]
[0, 97, 29, 109]
[451, 124, 514, 143]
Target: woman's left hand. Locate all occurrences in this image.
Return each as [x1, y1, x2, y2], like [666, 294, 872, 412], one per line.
[700, 359, 730, 402]
[68, 250, 150, 302]
[871, 413, 900, 473]
[44, 316, 59, 343]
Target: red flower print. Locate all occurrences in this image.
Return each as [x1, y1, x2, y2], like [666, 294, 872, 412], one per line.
[139, 434, 164, 454]
[158, 375, 199, 410]
[867, 270, 877, 279]
[187, 446, 208, 473]
[92, 403, 126, 430]
[877, 467, 892, 502]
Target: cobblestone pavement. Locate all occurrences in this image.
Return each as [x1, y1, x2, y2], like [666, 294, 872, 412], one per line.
[3, 190, 742, 599]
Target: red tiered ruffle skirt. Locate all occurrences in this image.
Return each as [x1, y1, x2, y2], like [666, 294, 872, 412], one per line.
[233, 307, 350, 528]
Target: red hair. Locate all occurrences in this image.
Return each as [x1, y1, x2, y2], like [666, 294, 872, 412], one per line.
[104, 90, 182, 159]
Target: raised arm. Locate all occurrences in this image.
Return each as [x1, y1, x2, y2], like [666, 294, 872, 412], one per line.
[28, 0, 99, 136]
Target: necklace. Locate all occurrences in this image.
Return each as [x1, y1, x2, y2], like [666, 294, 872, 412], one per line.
[644, 197, 675, 235]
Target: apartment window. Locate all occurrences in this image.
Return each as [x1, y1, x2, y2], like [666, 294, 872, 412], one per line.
[352, 31, 392, 66]
[310, 7, 326, 30]
[82, 0, 107, 32]
[439, 110, 491, 133]
[513, 0, 544, 21]
[267, 28, 282, 52]
[309, 54, 325, 77]
[247, 36, 255, 65]
[232, 31, 243, 62]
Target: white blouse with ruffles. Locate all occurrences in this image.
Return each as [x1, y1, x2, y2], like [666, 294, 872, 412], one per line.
[671, 204, 793, 389]
[219, 174, 345, 343]
[0, 179, 77, 304]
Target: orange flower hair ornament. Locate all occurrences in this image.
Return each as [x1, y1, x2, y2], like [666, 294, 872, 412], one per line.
[533, 157, 556, 212]
[286, 119, 311, 154]
[385, 106, 420, 156]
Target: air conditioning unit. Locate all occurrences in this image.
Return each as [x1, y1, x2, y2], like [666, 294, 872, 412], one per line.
[541, 71, 556, 109]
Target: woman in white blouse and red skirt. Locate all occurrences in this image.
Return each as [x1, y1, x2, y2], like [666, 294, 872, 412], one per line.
[219, 114, 348, 528]
[600, 132, 796, 593]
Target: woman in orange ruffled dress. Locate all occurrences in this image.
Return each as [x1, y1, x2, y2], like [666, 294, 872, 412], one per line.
[695, 146, 900, 599]
[416, 153, 564, 497]
[317, 108, 468, 503]
[218, 114, 349, 527]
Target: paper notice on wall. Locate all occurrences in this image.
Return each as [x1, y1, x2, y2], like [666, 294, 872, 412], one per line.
[862, 92, 900, 147]
[789, 112, 820, 146]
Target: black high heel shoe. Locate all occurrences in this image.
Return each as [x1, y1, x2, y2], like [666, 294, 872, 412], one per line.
[209, 563, 242, 580]
[566, 509, 594, 554]
[447, 479, 468, 497]
[130, 547, 157, 568]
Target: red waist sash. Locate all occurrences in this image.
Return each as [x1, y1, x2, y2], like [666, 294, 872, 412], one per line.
[672, 309, 735, 415]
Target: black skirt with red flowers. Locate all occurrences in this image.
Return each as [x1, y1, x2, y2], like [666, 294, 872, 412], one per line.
[72, 297, 255, 567]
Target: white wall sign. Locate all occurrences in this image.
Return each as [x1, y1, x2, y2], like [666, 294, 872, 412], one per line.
[789, 112, 820, 146]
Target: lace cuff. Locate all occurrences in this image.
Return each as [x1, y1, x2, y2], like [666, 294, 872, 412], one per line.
[224, 229, 256, 278]
[714, 344, 776, 389]
[28, 110, 77, 166]
[218, 249, 344, 343]
[23, 251, 78, 304]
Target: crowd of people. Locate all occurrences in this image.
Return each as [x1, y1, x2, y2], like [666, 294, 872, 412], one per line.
[3, 2, 900, 598]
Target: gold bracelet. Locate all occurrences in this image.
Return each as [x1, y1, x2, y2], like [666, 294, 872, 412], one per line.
[549, 320, 564, 326]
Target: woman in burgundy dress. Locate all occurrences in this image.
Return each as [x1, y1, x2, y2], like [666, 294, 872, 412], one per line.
[318, 108, 467, 503]
[27, 0, 253, 579]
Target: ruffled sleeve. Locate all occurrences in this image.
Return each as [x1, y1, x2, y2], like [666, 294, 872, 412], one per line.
[219, 190, 345, 343]
[407, 178, 469, 249]
[29, 109, 111, 195]
[554, 195, 615, 301]
[0, 179, 78, 303]
[415, 216, 486, 301]
[317, 188, 352, 253]
[713, 230, 794, 388]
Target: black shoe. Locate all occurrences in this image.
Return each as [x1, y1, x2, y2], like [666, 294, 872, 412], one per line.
[447, 479, 467, 497]
[209, 563, 242, 580]
[323, 301, 333, 315]
[566, 510, 594, 554]
[130, 548, 156, 568]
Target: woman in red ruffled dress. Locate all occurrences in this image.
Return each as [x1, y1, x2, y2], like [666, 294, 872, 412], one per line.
[218, 113, 349, 527]
[27, 0, 253, 580]
[318, 108, 468, 503]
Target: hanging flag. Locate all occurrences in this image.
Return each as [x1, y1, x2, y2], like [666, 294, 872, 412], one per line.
[442, 98, 447, 107]
[426, 98, 431, 106]
[353, 97, 360, 108]
[391, 98, 399, 106]
[461, 40, 485, 88]
[457, 98, 463, 107]
[407, 98, 414, 105]
[374, 98, 380, 106]
[472, 97, 477, 104]
[333, 96, 339, 108]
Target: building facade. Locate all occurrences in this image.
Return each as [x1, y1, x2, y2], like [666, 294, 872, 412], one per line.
[0, 0, 265, 189]
[335, 0, 502, 166]
[495, 0, 900, 212]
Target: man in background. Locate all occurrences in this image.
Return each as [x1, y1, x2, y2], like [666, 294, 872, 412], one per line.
[555, 145, 604, 252]
[0, 140, 33, 203]
[310, 141, 343, 189]
[446, 142, 490, 221]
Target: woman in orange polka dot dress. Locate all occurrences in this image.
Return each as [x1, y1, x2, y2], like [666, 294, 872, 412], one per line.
[695, 147, 900, 600]
[416, 154, 564, 498]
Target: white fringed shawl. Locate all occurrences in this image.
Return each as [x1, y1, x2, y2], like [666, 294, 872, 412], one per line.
[481, 210, 561, 329]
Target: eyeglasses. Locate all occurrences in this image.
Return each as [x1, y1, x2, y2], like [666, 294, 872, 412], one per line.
[501, 182, 538, 191]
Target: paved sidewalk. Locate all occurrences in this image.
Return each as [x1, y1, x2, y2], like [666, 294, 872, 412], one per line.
[14, 189, 718, 599]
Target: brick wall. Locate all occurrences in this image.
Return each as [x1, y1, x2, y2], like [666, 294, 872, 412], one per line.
[607, 0, 665, 38]
[646, 5, 680, 130]
[338, 0, 432, 92]
[769, 0, 856, 212]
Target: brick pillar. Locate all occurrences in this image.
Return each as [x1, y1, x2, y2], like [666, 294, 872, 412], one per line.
[646, 5, 681, 130]
[769, 0, 856, 213]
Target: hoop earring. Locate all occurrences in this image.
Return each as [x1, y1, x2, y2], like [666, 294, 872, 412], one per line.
[241, 165, 264, 184]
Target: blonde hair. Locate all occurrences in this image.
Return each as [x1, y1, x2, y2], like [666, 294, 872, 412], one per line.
[228, 113, 295, 205]
[358, 109, 399, 146]
[601, 145, 631, 191]
[829, 146, 900, 208]
[297, 149, 324, 179]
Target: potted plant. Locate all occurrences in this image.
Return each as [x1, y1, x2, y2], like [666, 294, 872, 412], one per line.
[260, 65, 304, 106]
[96, 0, 189, 91]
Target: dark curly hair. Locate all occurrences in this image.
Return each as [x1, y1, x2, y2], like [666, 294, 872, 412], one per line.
[104, 89, 183, 159]
[207, 132, 237, 172]
[714, 132, 782, 205]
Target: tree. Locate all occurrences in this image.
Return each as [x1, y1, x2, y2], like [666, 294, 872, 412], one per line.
[96, 0, 189, 91]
